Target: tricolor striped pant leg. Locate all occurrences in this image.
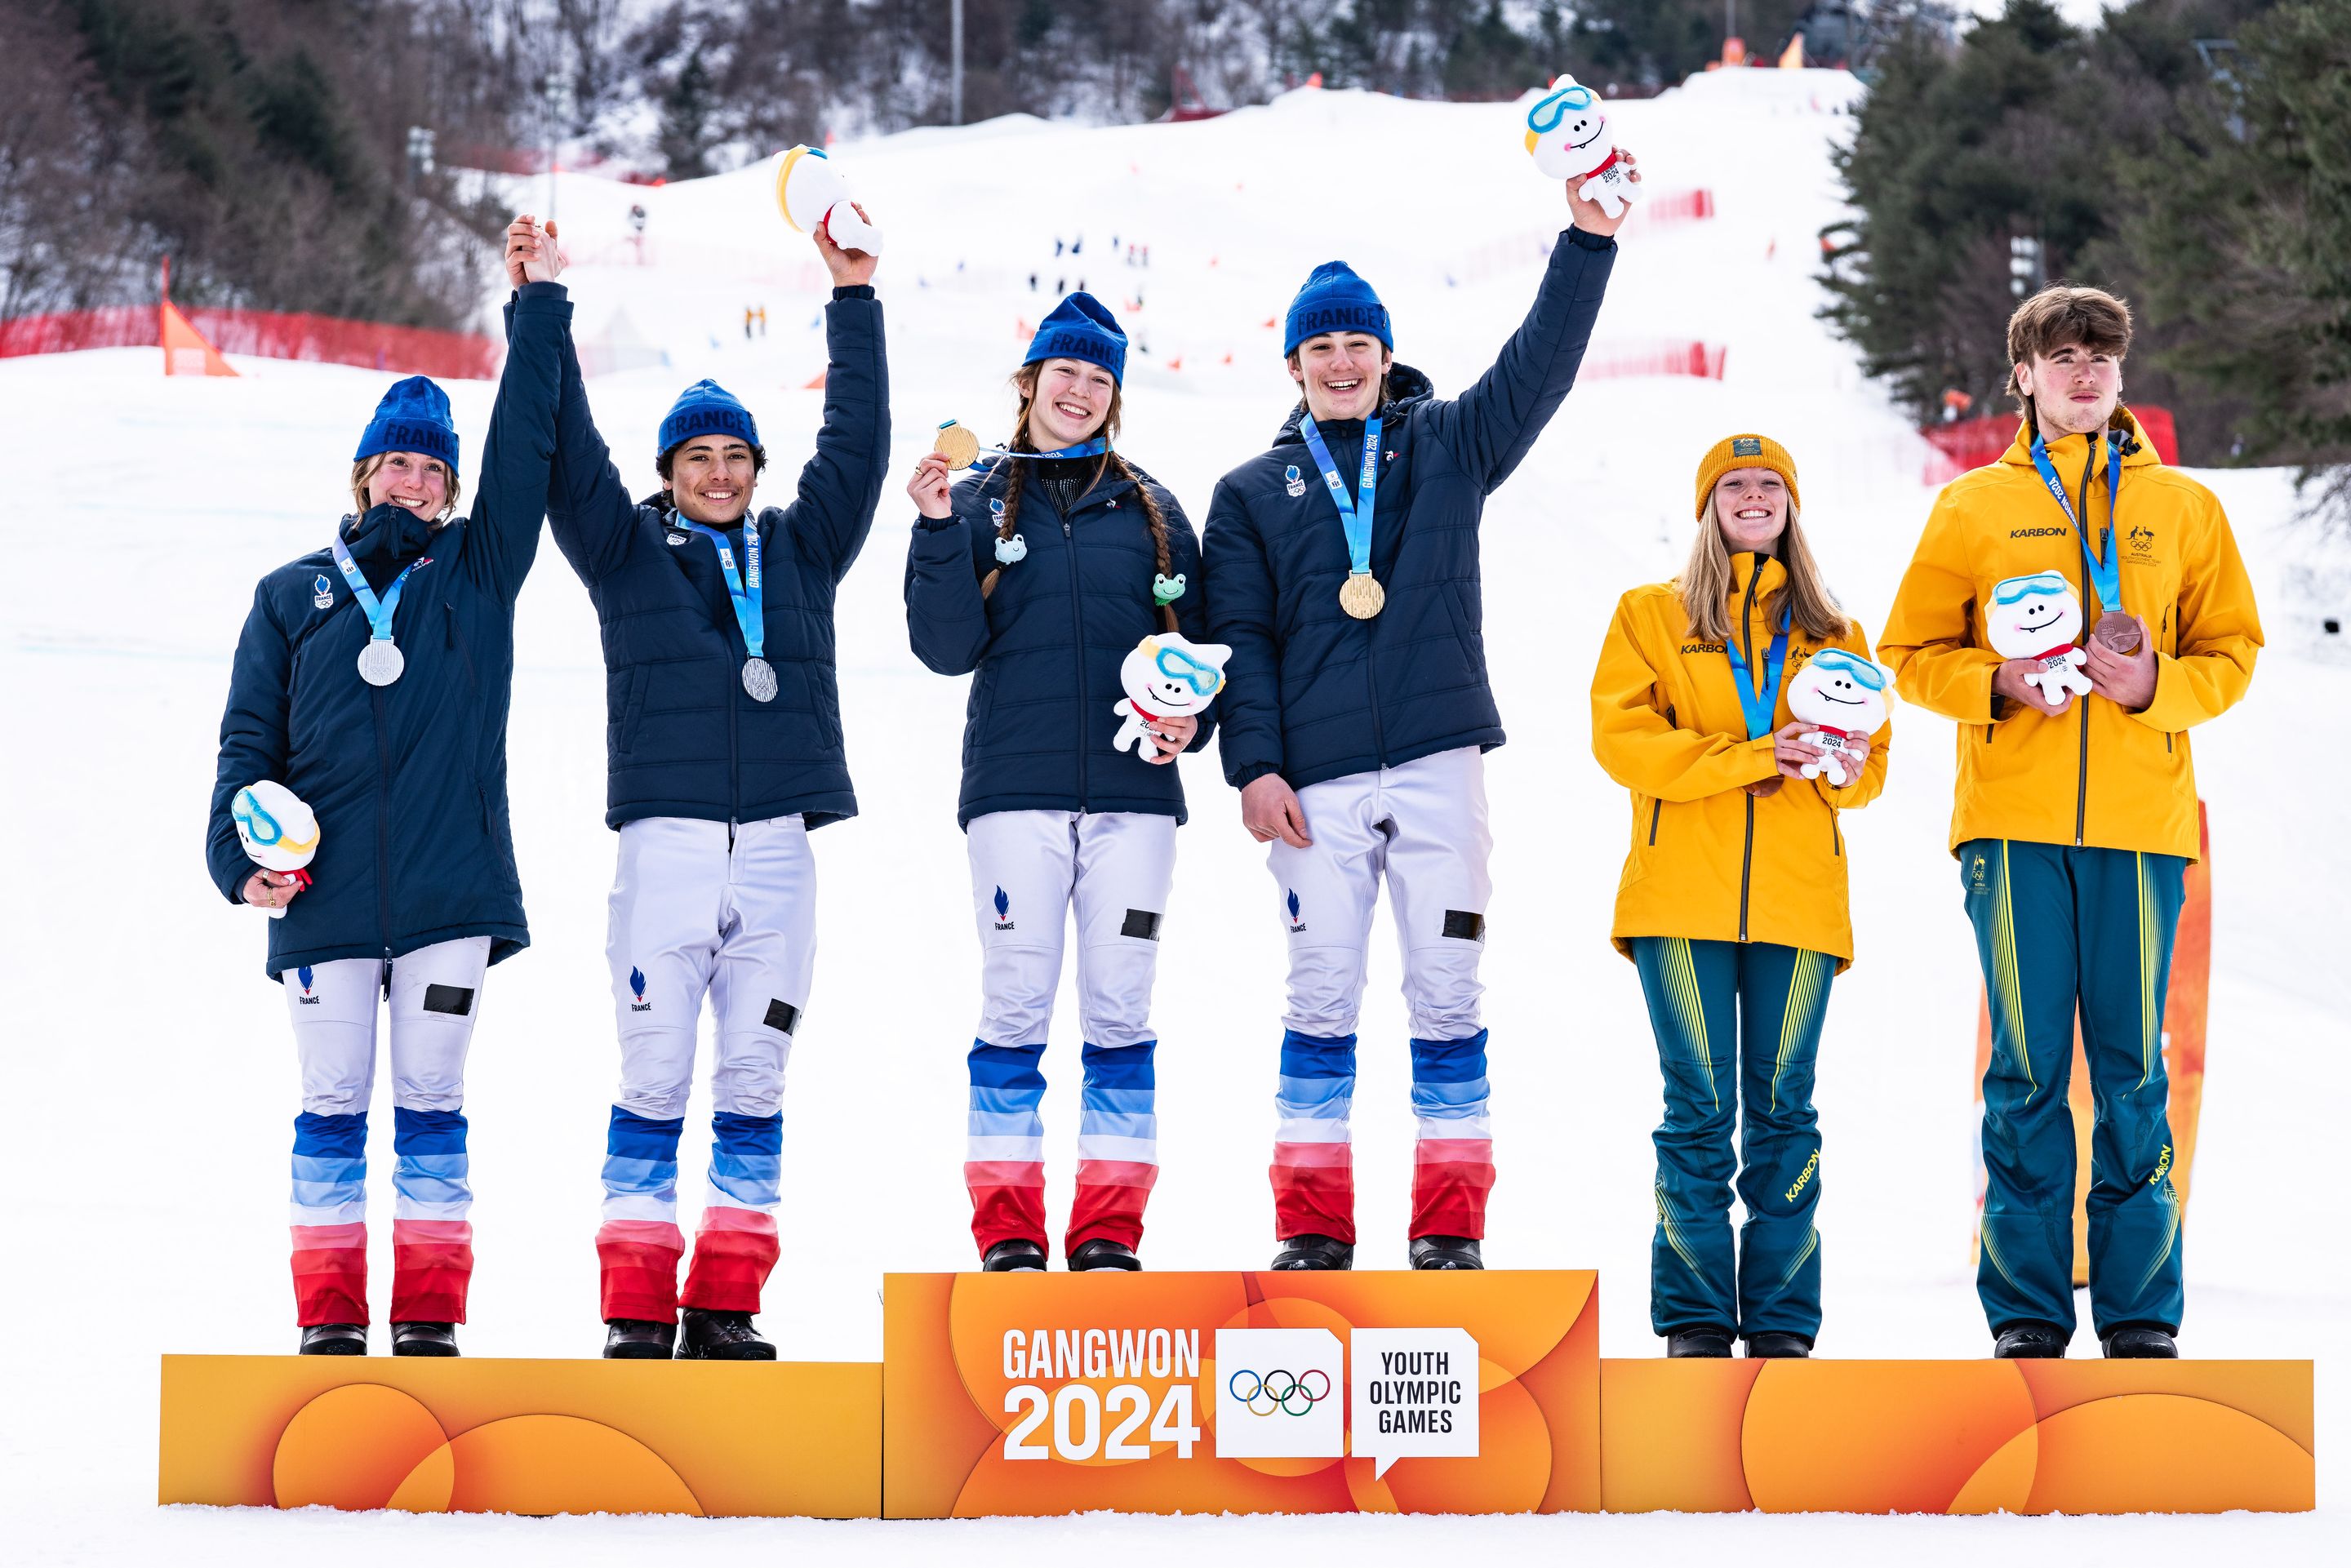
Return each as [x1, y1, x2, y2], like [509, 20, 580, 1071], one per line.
[966, 1041, 1047, 1256]
[1409, 1029, 1495, 1240]
[598, 1107, 685, 1323]
[1069, 1040, 1158, 1252]
[389, 1107, 473, 1323]
[682, 1111, 783, 1312]
[1271, 1029, 1358, 1244]
[289, 1111, 369, 1326]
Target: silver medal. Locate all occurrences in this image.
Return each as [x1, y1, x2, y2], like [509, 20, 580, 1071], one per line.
[741, 656, 779, 702]
[357, 637, 405, 686]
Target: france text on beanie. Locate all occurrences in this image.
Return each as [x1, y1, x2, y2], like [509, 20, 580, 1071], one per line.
[353, 376, 460, 478]
[1024, 292, 1127, 384]
[1284, 261, 1392, 356]
[658, 379, 761, 464]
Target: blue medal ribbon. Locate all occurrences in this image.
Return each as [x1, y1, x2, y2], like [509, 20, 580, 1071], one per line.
[975, 437, 1110, 465]
[1297, 414, 1382, 577]
[681, 520, 764, 660]
[1726, 607, 1792, 741]
[2028, 431, 2124, 618]
[328, 531, 426, 651]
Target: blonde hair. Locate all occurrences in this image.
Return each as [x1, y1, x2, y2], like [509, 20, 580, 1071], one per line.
[980, 364, 1178, 633]
[350, 453, 460, 522]
[1676, 504, 1847, 646]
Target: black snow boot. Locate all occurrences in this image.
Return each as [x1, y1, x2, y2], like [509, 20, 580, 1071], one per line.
[298, 1323, 367, 1356]
[1993, 1321, 2070, 1358]
[1409, 1235, 1484, 1270]
[982, 1239, 1048, 1272]
[1069, 1239, 1141, 1272]
[2100, 1325, 2179, 1359]
[678, 1308, 776, 1361]
[1744, 1331, 1811, 1359]
[391, 1321, 460, 1357]
[1664, 1328, 1735, 1358]
[603, 1317, 678, 1359]
[1271, 1234, 1354, 1271]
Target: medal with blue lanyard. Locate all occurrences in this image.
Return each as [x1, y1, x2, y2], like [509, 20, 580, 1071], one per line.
[2028, 428, 2140, 653]
[1298, 413, 1385, 618]
[328, 529, 429, 686]
[932, 419, 1108, 471]
[1727, 604, 1792, 797]
[680, 518, 776, 700]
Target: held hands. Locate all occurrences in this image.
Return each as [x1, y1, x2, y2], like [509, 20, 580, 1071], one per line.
[1770, 721, 1829, 782]
[504, 215, 567, 287]
[242, 868, 305, 911]
[2082, 614, 2158, 712]
[814, 202, 880, 287]
[1242, 773, 1312, 848]
[1565, 146, 1640, 238]
[1993, 658, 2076, 719]
[909, 452, 954, 519]
[1140, 713, 1198, 766]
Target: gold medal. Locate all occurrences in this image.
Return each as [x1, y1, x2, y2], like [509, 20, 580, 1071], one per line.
[1339, 572, 1385, 620]
[933, 420, 980, 471]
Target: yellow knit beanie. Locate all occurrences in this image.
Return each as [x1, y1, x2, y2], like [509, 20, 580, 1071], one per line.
[1694, 433, 1800, 520]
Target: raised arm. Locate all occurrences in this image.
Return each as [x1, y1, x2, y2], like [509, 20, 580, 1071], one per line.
[468, 253, 569, 601]
[1202, 479, 1284, 789]
[777, 287, 889, 580]
[1589, 596, 1778, 802]
[206, 585, 293, 903]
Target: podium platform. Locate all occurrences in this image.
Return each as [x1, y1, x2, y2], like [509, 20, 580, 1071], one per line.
[159, 1270, 2313, 1520]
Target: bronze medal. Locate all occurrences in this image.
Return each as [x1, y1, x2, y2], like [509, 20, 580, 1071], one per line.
[1746, 776, 1784, 798]
[2092, 611, 2142, 655]
[1339, 572, 1385, 620]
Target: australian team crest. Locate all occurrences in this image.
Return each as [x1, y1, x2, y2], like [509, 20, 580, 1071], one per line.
[1285, 464, 1307, 499]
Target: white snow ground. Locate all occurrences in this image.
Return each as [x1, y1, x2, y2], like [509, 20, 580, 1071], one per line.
[2, 68, 2344, 1564]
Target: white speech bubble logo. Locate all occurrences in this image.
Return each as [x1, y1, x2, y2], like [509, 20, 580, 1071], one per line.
[1212, 1326, 1344, 1459]
[1349, 1327, 1479, 1477]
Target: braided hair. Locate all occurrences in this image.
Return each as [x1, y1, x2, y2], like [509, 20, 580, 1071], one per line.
[980, 366, 1177, 632]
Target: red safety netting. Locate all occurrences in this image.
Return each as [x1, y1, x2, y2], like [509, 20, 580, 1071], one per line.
[1576, 340, 1728, 380]
[1922, 405, 2179, 484]
[1, 304, 498, 379]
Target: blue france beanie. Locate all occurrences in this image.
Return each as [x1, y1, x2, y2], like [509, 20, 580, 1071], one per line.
[353, 375, 460, 478]
[658, 379, 760, 464]
[1024, 292, 1127, 383]
[1283, 261, 1391, 356]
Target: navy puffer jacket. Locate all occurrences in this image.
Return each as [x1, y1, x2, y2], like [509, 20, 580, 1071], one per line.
[1203, 226, 1615, 791]
[205, 282, 568, 979]
[546, 291, 887, 829]
[904, 457, 1215, 826]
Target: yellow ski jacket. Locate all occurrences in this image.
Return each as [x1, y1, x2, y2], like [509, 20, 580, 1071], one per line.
[1881, 412, 2260, 860]
[1592, 553, 1891, 969]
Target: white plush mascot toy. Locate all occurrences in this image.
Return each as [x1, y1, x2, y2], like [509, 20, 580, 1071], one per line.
[232, 779, 320, 919]
[1113, 632, 1231, 762]
[774, 144, 884, 254]
[1785, 648, 1890, 788]
[1987, 570, 2095, 702]
[1525, 75, 1640, 219]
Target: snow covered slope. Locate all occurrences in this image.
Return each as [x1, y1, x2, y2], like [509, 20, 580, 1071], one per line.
[1, 68, 2341, 1562]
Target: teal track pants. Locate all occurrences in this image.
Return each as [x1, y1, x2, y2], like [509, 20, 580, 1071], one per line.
[1963, 839, 2188, 1338]
[1631, 937, 1834, 1342]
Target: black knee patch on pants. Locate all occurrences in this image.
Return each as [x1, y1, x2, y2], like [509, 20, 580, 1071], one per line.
[1121, 908, 1163, 941]
[421, 984, 475, 1016]
[1442, 910, 1487, 941]
[764, 999, 802, 1035]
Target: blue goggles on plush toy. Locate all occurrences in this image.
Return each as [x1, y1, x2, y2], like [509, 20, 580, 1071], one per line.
[1991, 570, 2072, 606]
[1527, 84, 1595, 133]
[1807, 647, 1888, 691]
[1155, 645, 1223, 697]
[233, 787, 286, 847]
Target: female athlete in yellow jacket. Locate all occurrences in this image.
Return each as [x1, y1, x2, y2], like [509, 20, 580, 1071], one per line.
[1589, 433, 1891, 1359]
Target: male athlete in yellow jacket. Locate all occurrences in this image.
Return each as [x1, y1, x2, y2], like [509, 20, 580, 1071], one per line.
[1882, 286, 2261, 1360]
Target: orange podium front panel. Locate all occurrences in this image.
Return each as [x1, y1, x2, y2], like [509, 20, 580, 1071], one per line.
[1598, 1357, 2313, 1514]
[158, 1356, 879, 1518]
[881, 1270, 1601, 1517]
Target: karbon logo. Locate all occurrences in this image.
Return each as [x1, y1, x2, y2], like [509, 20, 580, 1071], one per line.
[1227, 1366, 1331, 1417]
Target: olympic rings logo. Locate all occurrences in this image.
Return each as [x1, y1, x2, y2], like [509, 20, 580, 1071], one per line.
[1226, 1368, 1332, 1417]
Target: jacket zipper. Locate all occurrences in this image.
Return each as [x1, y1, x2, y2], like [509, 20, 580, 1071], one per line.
[1649, 704, 1674, 846]
[729, 520, 747, 842]
[370, 683, 397, 963]
[1061, 500, 1089, 808]
[2073, 448, 2095, 846]
[1830, 807, 1842, 858]
[1737, 562, 1760, 942]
